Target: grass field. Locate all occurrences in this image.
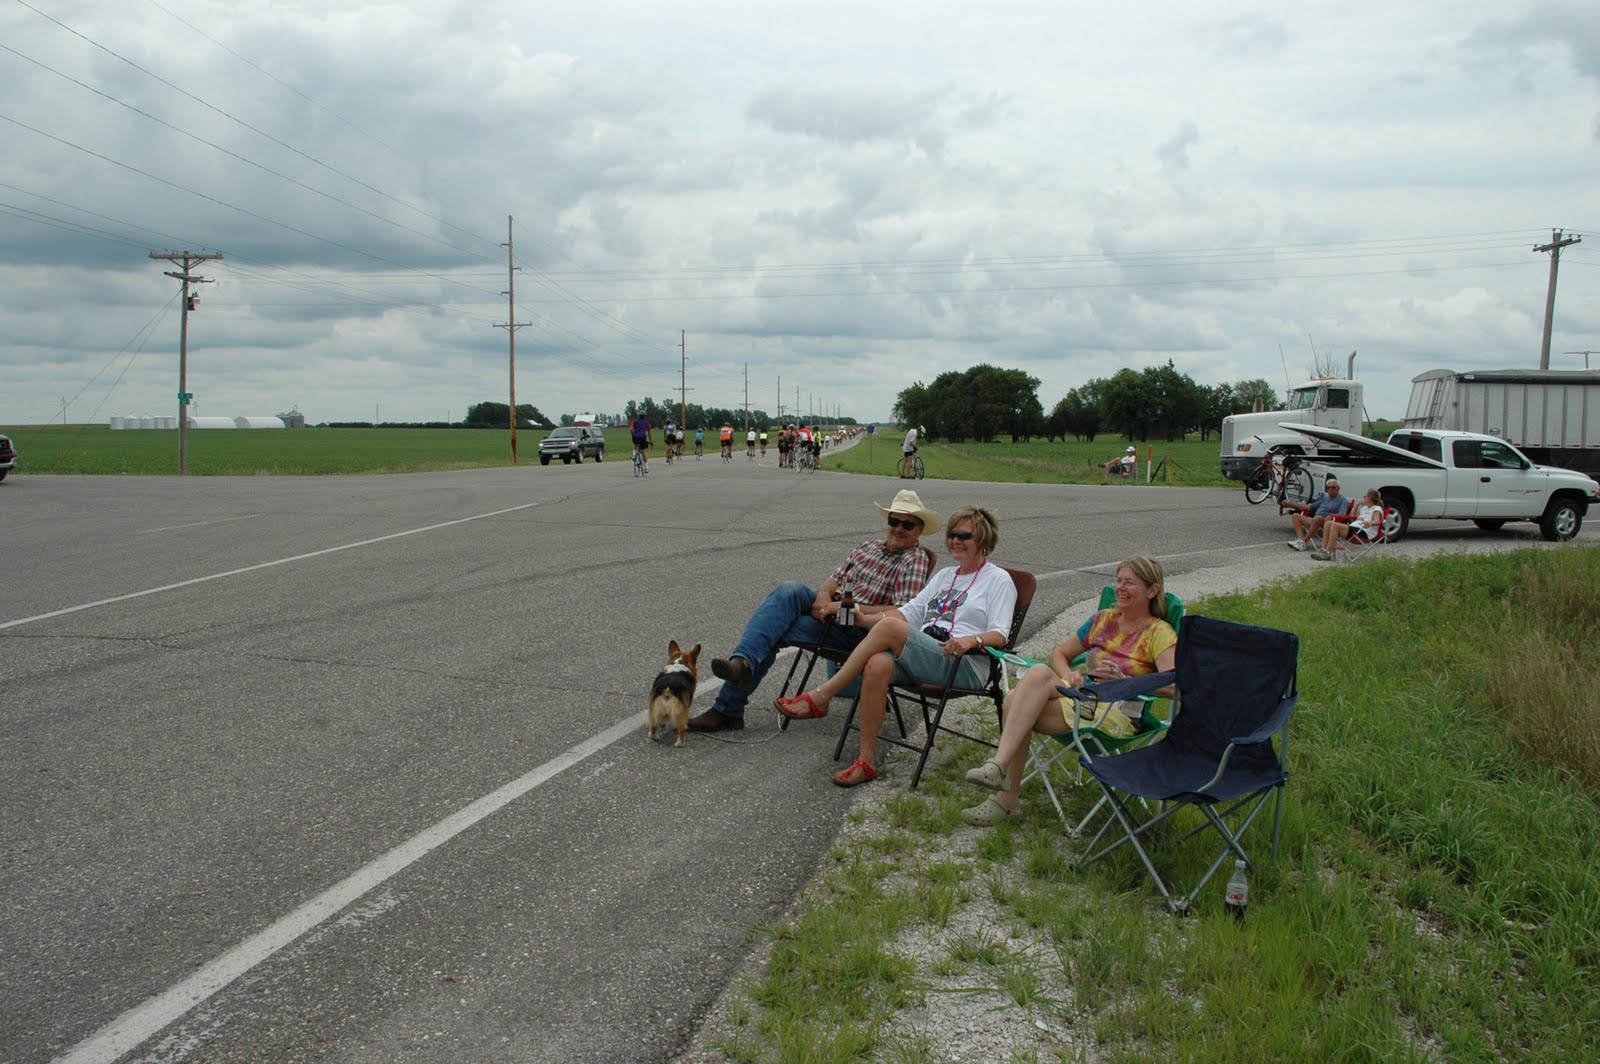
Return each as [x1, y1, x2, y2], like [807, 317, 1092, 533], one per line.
[824, 433, 1237, 488]
[714, 547, 1600, 1062]
[0, 423, 609, 476]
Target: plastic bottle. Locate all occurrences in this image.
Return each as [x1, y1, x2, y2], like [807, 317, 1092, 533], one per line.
[838, 588, 855, 628]
[1224, 859, 1249, 915]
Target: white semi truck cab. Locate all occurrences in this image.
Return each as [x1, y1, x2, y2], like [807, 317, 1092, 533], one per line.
[1220, 376, 1365, 481]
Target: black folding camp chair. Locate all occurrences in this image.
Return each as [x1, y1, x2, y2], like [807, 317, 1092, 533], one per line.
[774, 546, 934, 736]
[1059, 615, 1299, 914]
[833, 566, 1038, 788]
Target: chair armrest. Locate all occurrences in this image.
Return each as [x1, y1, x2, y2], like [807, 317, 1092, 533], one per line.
[1055, 670, 1175, 706]
[1231, 693, 1297, 745]
[1327, 512, 1354, 524]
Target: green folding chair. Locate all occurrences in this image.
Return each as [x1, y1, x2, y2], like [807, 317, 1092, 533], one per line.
[989, 587, 1184, 834]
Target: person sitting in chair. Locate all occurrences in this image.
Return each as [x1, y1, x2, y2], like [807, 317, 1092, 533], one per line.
[777, 506, 1016, 788]
[1285, 477, 1351, 551]
[960, 555, 1176, 826]
[1311, 488, 1384, 560]
[688, 490, 939, 733]
[1102, 445, 1136, 484]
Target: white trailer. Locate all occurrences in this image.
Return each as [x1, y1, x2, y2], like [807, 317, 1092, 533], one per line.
[1403, 369, 1600, 474]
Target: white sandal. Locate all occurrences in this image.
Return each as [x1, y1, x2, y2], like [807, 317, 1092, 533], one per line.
[964, 758, 1008, 790]
[961, 796, 1022, 826]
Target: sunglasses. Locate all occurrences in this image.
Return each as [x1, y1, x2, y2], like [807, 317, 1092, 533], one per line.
[945, 530, 974, 541]
[886, 517, 922, 531]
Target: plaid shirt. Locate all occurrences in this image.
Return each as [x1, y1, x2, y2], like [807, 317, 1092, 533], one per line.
[830, 540, 931, 607]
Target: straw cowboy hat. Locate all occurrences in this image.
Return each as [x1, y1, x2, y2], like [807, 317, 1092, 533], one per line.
[874, 489, 942, 535]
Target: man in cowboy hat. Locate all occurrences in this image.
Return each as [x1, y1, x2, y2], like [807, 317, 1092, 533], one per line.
[688, 489, 940, 732]
[1102, 444, 1137, 484]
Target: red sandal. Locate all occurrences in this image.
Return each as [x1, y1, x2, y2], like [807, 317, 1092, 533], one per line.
[832, 759, 877, 787]
[775, 692, 828, 720]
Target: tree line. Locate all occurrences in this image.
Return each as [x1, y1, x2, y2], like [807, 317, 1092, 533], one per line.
[894, 362, 1280, 444]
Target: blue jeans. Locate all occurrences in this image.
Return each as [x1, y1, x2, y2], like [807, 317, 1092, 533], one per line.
[711, 580, 865, 719]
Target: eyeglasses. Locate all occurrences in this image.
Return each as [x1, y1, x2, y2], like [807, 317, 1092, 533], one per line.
[886, 517, 922, 531]
[1113, 577, 1146, 588]
[945, 530, 974, 541]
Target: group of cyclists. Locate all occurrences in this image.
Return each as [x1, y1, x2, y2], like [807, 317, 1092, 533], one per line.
[626, 417, 841, 473]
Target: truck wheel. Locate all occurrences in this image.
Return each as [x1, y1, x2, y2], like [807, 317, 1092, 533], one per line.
[539, 455, 550, 466]
[1472, 519, 1506, 532]
[1381, 496, 1410, 542]
[593, 449, 603, 462]
[1539, 498, 1582, 542]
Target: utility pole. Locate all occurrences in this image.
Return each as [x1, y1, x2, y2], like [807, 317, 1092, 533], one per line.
[678, 331, 689, 430]
[494, 217, 531, 462]
[1534, 229, 1581, 369]
[149, 250, 222, 475]
[742, 363, 750, 433]
[1564, 350, 1596, 370]
[776, 375, 782, 423]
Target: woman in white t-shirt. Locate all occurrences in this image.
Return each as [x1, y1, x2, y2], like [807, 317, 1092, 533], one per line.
[1313, 488, 1384, 560]
[777, 505, 1017, 787]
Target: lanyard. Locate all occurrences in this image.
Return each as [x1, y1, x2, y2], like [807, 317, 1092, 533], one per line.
[933, 562, 984, 622]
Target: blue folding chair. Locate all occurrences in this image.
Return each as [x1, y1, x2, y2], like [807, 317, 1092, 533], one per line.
[1058, 615, 1299, 914]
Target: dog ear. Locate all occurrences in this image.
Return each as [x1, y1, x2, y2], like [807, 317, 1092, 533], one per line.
[684, 643, 702, 667]
[668, 639, 682, 658]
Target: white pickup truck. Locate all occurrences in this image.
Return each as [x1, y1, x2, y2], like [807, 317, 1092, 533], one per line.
[1283, 423, 1599, 542]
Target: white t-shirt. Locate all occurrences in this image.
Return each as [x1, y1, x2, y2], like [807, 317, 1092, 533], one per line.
[899, 562, 1017, 642]
[903, 427, 919, 452]
[1119, 452, 1135, 469]
[1354, 503, 1382, 536]
[747, 430, 756, 442]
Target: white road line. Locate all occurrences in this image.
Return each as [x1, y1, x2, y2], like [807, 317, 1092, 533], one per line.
[2, 502, 544, 632]
[52, 672, 738, 1064]
[54, 712, 637, 1063]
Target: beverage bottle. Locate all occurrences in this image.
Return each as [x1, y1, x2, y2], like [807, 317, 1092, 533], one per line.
[1224, 859, 1249, 915]
[838, 588, 855, 627]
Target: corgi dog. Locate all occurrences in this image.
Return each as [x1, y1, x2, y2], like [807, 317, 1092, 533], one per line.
[648, 641, 701, 747]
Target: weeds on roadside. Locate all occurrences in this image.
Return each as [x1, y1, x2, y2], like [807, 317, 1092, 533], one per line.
[726, 546, 1600, 1062]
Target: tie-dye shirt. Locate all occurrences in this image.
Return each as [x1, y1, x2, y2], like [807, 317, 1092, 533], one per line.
[1075, 610, 1177, 678]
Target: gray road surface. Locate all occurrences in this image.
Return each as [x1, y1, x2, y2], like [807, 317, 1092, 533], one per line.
[1, 458, 1586, 1063]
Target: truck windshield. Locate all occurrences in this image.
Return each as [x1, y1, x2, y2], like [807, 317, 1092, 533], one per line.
[1288, 387, 1321, 411]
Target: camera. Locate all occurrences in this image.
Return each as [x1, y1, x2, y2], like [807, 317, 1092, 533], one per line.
[921, 623, 952, 642]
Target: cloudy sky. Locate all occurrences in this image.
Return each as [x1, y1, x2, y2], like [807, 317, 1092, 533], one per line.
[2, 0, 1596, 429]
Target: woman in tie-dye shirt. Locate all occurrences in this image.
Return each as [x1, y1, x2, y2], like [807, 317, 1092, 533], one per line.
[960, 555, 1177, 826]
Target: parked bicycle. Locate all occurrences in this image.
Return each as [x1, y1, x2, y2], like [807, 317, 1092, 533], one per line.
[1243, 449, 1310, 506]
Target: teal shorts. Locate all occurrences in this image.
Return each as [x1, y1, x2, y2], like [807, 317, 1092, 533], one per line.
[893, 628, 985, 688]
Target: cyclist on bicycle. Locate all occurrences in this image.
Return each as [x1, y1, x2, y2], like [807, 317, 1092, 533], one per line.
[900, 425, 922, 477]
[746, 427, 757, 458]
[694, 427, 705, 459]
[777, 426, 793, 468]
[719, 423, 734, 460]
[675, 426, 686, 459]
[758, 429, 768, 456]
[630, 415, 653, 472]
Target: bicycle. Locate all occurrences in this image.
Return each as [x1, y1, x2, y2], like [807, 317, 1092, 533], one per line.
[1243, 450, 1310, 506]
[632, 444, 648, 477]
[694, 439, 704, 460]
[795, 447, 818, 473]
[898, 452, 924, 480]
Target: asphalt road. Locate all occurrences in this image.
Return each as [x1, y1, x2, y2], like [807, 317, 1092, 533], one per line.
[1, 456, 1585, 1063]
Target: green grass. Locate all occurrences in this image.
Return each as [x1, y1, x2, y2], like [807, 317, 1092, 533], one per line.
[824, 434, 1236, 487]
[720, 546, 1600, 1061]
[10, 423, 1252, 486]
[0, 423, 631, 475]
